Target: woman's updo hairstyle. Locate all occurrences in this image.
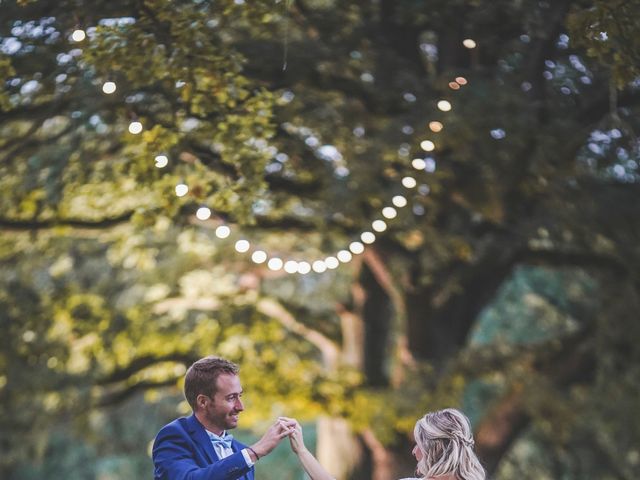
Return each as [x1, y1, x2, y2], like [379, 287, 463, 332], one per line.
[413, 408, 485, 480]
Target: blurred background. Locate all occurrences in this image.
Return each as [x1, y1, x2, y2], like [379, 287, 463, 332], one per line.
[1, 0, 639, 478]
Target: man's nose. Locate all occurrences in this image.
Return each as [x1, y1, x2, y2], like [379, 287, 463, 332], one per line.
[235, 397, 244, 411]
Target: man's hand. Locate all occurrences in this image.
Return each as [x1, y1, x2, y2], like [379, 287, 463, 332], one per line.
[249, 417, 296, 460]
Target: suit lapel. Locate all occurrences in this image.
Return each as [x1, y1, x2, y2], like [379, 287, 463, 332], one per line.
[185, 414, 219, 464]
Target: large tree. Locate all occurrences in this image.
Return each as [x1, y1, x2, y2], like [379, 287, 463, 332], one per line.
[1, 0, 639, 479]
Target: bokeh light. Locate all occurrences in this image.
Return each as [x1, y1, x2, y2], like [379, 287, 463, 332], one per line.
[71, 29, 86, 42]
[267, 257, 283, 271]
[402, 176, 417, 188]
[251, 250, 267, 264]
[102, 81, 116, 94]
[235, 240, 250, 253]
[463, 39, 477, 49]
[392, 195, 408, 208]
[420, 140, 435, 151]
[349, 241, 365, 254]
[437, 100, 452, 112]
[361, 232, 376, 244]
[215, 225, 231, 239]
[196, 207, 211, 220]
[429, 121, 443, 132]
[382, 207, 397, 219]
[128, 121, 143, 134]
[175, 184, 189, 197]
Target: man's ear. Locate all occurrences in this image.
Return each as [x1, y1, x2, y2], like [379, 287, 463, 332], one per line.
[196, 394, 209, 410]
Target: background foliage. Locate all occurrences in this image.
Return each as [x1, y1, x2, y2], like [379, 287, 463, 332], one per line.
[1, 0, 640, 479]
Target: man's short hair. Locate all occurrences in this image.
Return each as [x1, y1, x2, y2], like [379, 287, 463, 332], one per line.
[184, 356, 239, 410]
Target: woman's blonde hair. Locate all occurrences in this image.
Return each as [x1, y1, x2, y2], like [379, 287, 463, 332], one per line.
[413, 408, 485, 480]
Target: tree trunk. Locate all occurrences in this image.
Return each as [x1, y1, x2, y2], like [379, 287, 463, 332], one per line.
[316, 416, 364, 480]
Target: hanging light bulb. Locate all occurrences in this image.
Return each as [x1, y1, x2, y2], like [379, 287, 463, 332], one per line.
[267, 257, 283, 271]
[215, 225, 231, 238]
[284, 260, 298, 273]
[420, 140, 435, 151]
[337, 250, 353, 263]
[128, 121, 143, 134]
[382, 207, 397, 219]
[412, 158, 426, 170]
[234, 240, 250, 253]
[463, 39, 477, 49]
[297, 261, 312, 274]
[312, 260, 327, 273]
[437, 100, 452, 112]
[429, 121, 443, 132]
[372, 220, 387, 232]
[402, 176, 417, 188]
[325, 256, 339, 269]
[349, 241, 365, 254]
[155, 155, 168, 168]
[102, 81, 116, 94]
[360, 232, 376, 244]
[175, 184, 189, 197]
[251, 250, 267, 264]
[71, 29, 86, 42]
[392, 195, 408, 208]
[196, 207, 211, 220]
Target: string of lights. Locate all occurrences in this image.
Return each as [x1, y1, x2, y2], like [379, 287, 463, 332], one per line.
[71, 27, 475, 275]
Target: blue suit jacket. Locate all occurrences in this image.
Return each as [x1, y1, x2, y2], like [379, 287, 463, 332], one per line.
[153, 414, 255, 480]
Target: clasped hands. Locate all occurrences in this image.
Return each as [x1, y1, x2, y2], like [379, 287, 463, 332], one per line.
[249, 416, 308, 461]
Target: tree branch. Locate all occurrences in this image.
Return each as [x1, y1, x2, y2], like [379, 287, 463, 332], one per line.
[256, 298, 340, 369]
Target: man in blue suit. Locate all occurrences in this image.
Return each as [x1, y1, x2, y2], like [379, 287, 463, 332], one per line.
[153, 356, 296, 480]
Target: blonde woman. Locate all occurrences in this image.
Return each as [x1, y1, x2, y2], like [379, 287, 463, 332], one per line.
[289, 408, 484, 480]
[400, 408, 485, 480]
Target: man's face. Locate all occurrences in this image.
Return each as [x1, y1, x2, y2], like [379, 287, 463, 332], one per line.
[201, 373, 244, 434]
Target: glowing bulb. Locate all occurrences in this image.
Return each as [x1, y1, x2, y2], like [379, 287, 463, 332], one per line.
[284, 260, 298, 273]
[392, 195, 407, 208]
[337, 250, 353, 263]
[252, 250, 267, 264]
[448, 81, 460, 90]
[372, 220, 387, 232]
[437, 100, 452, 112]
[412, 158, 426, 170]
[267, 257, 283, 271]
[312, 260, 327, 273]
[235, 240, 250, 253]
[420, 140, 435, 151]
[349, 241, 365, 254]
[71, 29, 86, 42]
[402, 176, 417, 188]
[361, 232, 376, 244]
[175, 184, 189, 197]
[196, 207, 211, 220]
[325, 256, 339, 269]
[429, 121, 443, 132]
[382, 207, 398, 219]
[215, 225, 231, 238]
[128, 121, 143, 134]
[102, 81, 116, 94]
[463, 39, 477, 49]
[297, 261, 312, 274]
[155, 155, 168, 168]
[456, 76, 468, 85]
